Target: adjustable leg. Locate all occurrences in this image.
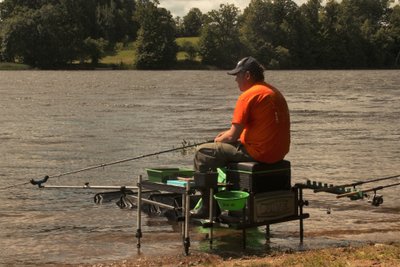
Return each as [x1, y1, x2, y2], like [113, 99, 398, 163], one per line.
[242, 205, 246, 249]
[136, 175, 143, 249]
[298, 187, 304, 244]
[183, 182, 191, 255]
[265, 224, 270, 242]
[209, 187, 214, 249]
[181, 193, 186, 254]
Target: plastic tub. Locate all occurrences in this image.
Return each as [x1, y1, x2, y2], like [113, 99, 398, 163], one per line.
[214, 191, 249, 211]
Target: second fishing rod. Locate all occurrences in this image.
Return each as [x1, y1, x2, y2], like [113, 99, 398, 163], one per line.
[24, 139, 212, 188]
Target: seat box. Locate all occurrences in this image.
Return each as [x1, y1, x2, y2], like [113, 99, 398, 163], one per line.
[250, 190, 297, 223]
[226, 160, 291, 193]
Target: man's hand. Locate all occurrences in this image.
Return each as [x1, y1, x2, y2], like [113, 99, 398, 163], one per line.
[214, 123, 244, 143]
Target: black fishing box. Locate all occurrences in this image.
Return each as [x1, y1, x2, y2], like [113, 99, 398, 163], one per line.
[226, 160, 291, 193]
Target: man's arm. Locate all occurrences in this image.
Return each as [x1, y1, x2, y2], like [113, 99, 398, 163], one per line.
[214, 123, 244, 143]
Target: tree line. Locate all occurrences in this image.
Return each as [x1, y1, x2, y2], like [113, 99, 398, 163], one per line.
[0, 0, 399, 69]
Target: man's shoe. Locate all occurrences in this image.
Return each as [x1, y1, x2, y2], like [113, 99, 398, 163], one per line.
[190, 206, 209, 219]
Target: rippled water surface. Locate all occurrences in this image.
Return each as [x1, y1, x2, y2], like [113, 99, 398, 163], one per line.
[0, 70, 399, 266]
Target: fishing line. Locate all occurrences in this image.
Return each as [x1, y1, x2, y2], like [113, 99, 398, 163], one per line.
[0, 181, 31, 191]
[0, 139, 212, 190]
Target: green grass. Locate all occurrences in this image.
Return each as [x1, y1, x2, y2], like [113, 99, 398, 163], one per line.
[100, 37, 201, 66]
[176, 36, 200, 46]
[0, 62, 31, 70]
[176, 36, 201, 62]
[101, 47, 137, 66]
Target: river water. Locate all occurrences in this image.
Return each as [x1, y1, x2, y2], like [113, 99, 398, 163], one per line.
[0, 70, 399, 266]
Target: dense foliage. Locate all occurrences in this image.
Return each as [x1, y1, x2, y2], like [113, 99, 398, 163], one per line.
[0, 0, 138, 68]
[199, 4, 245, 68]
[222, 0, 400, 69]
[0, 0, 399, 69]
[133, 0, 177, 69]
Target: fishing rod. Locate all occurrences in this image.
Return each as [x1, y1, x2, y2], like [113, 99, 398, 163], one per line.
[313, 174, 400, 193]
[0, 140, 212, 191]
[29, 139, 211, 187]
[38, 182, 138, 190]
[336, 182, 400, 207]
[336, 182, 400, 199]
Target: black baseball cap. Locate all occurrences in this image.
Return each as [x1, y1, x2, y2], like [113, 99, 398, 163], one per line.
[227, 56, 264, 75]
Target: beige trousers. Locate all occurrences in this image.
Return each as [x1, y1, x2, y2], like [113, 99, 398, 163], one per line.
[193, 141, 254, 173]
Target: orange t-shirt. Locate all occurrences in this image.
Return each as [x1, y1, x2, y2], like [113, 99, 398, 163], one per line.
[232, 82, 290, 163]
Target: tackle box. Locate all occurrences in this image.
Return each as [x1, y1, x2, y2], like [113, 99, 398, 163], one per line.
[146, 168, 195, 183]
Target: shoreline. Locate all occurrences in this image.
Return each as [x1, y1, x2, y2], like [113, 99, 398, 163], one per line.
[76, 241, 400, 267]
[1, 62, 399, 71]
[66, 227, 400, 267]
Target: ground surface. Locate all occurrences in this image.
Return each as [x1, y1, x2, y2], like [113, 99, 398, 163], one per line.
[78, 242, 400, 267]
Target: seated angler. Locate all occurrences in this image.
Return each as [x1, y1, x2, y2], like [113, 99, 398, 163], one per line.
[191, 56, 291, 218]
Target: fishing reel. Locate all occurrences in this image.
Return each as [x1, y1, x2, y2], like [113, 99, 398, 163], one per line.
[367, 192, 384, 207]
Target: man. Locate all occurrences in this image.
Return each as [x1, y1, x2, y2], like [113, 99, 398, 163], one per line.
[191, 56, 290, 218]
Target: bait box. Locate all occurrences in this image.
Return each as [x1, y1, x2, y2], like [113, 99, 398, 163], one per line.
[146, 168, 194, 183]
[166, 180, 195, 187]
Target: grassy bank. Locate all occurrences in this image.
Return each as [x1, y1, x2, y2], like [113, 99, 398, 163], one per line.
[100, 37, 202, 69]
[83, 242, 400, 267]
[0, 62, 31, 70]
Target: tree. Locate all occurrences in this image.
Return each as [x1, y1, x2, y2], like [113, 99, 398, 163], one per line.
[0, 4, 82, 67]
[241, 0, 308, 69]
[377, 5, 400, 67]
[319, 0, 348, 68]
[321, 0, 391, 68]
[133, 0, 178, 69]
[199, 4, 244, 68]
[95, 0, 137, 44]
[82, 37, 108, 65]
[0, 0, 138, 67]
[182, 8, 203, 36]
[299, 0, 323, 68]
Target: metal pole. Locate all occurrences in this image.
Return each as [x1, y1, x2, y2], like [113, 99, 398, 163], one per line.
[183, 181, 191, 255]
[242, 205, 246, 249]
[136, 175, 143, 250]
[209, 187, 214, 249]
[299, 187, 304, 244]
[265, 224, 270, 243]
[181, 192, 185, 238]
[41, 184, 138, 190]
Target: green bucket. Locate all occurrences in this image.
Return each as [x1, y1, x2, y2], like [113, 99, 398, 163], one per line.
[214, 191, 249, 211]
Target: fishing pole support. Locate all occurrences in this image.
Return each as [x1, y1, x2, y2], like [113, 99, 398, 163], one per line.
[30, 176, 49, 188]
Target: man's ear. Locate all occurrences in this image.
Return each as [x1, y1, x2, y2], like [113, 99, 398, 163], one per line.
[244, 71, 251, 80]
